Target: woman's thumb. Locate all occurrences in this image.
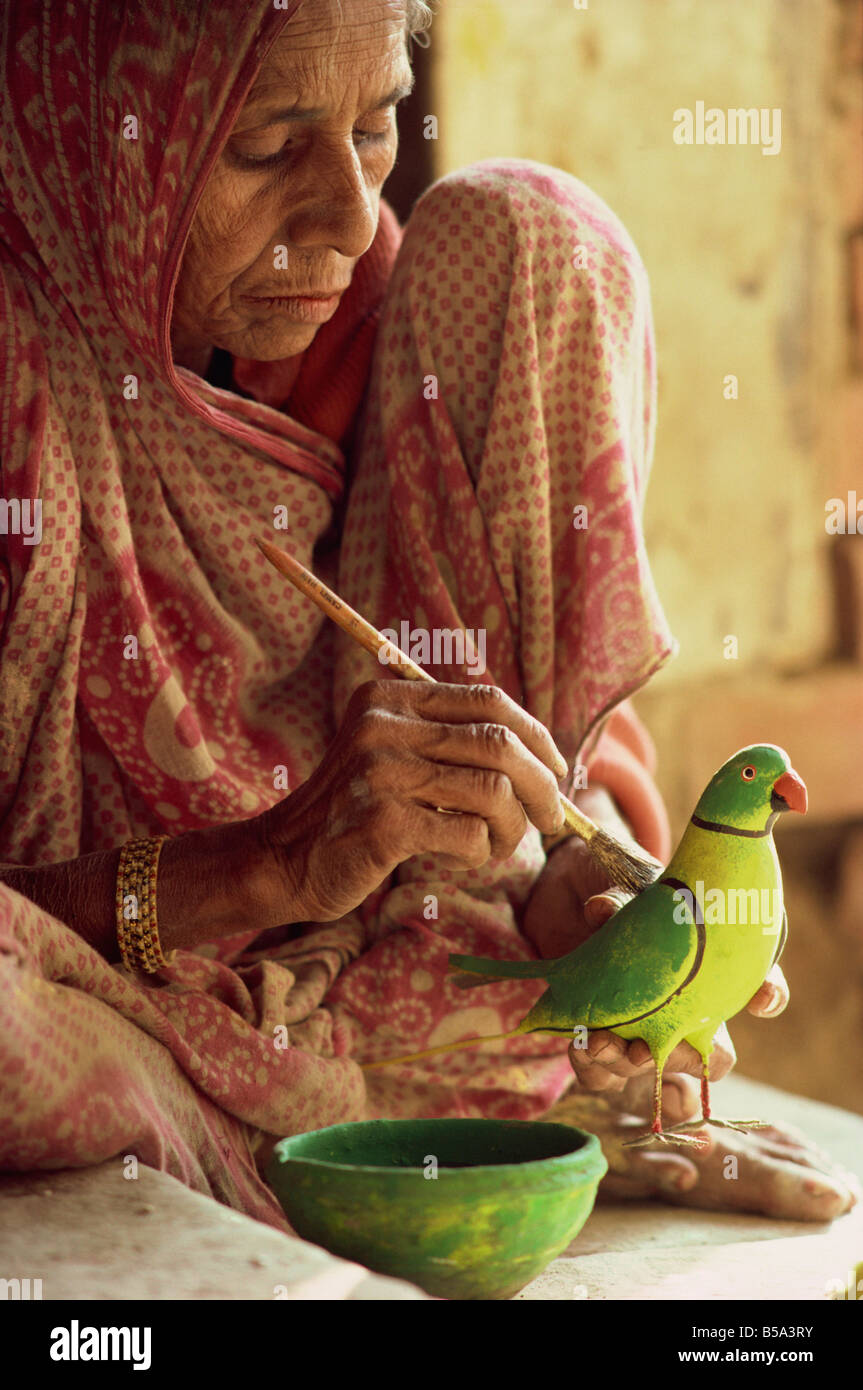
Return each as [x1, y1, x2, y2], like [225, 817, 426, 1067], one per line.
[584, 888, 631, 928]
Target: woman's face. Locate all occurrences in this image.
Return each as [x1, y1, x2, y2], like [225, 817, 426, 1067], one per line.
[170, 0, 414, 374]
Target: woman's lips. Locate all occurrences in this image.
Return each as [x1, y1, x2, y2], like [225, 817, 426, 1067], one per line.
[243, 290, 345, 323]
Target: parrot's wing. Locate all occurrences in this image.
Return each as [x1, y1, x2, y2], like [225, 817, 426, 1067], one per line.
[525, 876, 705, 1033]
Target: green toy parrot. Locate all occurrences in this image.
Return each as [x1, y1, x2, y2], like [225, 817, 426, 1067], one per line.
[362, 744, 808, 1149]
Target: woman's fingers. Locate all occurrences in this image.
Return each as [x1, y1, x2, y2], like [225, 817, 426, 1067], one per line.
[746, 962, 789, 1018]
[345, 681, 567, 838]
[259, 678, 575, 922]
[522, 844, 595, 959]
[566, 1058, 628, 1093]
[745, 1127, 861, 1203]
[655, 1127, 857, 1221]
[584, 886, 632, 927]
[617, 1071, 702, 1126]
[364, 680, 569, 779]
[568, 1024, 737, 1090]
[413, 718, 564, 836]
[374, 756, 529, 861]
[549, 1093, 858, 1222]
[568, 1030, 650, 1091]
[624, 1027, 736, 1080]
[597, 1114, 857, 1219]
[599, 1145, 700, 1199]
[704, 1022, 737, 1080]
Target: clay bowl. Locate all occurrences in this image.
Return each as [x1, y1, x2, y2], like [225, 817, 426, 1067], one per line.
[266, 1117, 607, 1300]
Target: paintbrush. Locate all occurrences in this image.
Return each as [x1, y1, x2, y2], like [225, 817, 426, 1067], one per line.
[254, 537, 662, 895]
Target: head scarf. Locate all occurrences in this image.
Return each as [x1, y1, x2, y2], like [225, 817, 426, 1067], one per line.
[0, 6, 677, 1212]
[0, 0, 400, 863]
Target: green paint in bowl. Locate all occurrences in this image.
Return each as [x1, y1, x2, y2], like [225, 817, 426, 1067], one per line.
[266, 1117, 607, 1300]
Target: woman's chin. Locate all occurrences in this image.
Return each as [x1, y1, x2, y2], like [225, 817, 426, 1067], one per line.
[228, 321, 321, 361]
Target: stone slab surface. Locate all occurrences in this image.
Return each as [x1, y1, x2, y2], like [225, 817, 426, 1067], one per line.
[2, 1073, 860, 1301]
[516, 1074, 863, 1300]
[0, 1162, 428, 1301]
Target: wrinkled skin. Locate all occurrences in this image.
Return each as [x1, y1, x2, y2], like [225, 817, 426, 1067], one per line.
[173, 0, 858, 1222]
[252, 681, 568, 925]
[550, 1076, 860, 1223]
[171, 0, 413, 374]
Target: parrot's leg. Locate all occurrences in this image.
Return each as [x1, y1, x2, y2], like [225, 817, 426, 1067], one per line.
[621, 1046, 709, 1149]
[673, 1118, 772, 1132]
[670, 1053, 770, 1135]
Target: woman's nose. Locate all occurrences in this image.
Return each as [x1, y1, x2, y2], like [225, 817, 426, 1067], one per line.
[286, 143, 378, 260]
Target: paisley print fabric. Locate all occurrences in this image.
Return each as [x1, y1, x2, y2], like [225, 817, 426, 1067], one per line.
[0, 0, 674, 1228]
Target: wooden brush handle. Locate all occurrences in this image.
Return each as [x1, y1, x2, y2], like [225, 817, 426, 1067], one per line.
[255, 538, 600, 845]
[256, 539, 430, 681]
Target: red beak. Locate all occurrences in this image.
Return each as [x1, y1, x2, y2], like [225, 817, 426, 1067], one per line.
[772, 769, 808, 815]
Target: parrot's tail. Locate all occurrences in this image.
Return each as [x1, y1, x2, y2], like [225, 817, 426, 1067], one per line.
[360, 1027, 527, 1071]
[448, 952, 551, 980]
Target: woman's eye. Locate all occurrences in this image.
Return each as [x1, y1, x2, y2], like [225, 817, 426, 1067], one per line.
[353, 126, 391, 148]
[228, 124, 391, 171]
[227, 136, 296, 169]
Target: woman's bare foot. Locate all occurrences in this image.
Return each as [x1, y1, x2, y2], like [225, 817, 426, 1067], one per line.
[546, 1075, 860, 1221]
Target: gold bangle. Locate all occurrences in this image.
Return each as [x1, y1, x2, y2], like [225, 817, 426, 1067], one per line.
[116, 835, 176, 973]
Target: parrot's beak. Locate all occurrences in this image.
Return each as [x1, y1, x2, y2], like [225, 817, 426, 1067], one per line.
[771, 769, 808, 815]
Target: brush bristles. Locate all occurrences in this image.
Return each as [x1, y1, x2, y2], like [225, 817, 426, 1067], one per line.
[590, 828, 663, 895]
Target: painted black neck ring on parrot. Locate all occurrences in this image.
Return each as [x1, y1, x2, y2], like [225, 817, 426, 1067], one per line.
[690, 811, 779, 838]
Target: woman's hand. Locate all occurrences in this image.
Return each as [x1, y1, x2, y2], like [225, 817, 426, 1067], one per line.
[566, 969, 790, 1097]
[0, 680, 567, 960]
[252, 680, 569, 925]
[522, 786, 635, 960]
[569, 1020, 739, 1095]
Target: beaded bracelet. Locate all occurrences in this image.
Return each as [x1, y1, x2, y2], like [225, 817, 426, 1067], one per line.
[115, 835, 176, 973]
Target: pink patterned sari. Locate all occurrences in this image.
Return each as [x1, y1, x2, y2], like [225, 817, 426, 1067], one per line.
[0, 0, 674, 1230]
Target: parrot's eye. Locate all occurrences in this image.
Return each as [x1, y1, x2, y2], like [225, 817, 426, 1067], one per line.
[741, 765, 757, 781]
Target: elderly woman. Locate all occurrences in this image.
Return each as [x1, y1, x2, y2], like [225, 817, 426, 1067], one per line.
[0, 0, 854, 1235]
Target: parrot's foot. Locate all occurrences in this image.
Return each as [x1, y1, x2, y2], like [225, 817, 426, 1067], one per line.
[670, 1118, 771, 1135]
[622, 1129, 710, 1150]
